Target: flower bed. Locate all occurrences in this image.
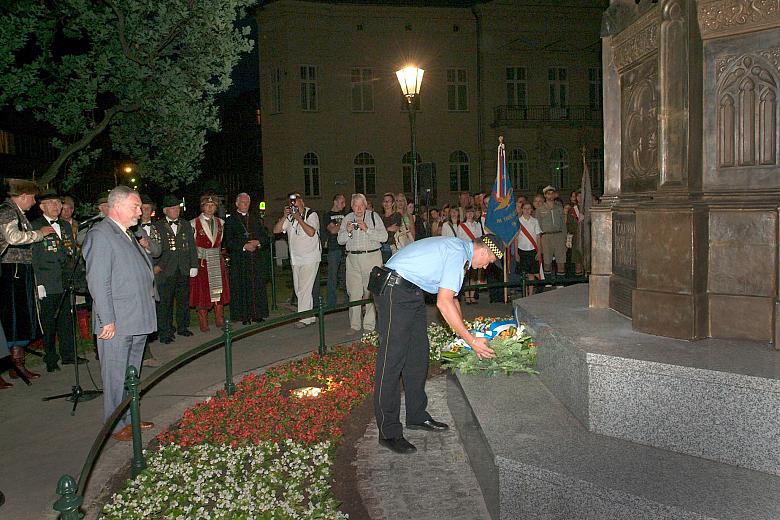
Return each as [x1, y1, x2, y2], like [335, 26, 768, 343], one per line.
[102, 343, 375, 519]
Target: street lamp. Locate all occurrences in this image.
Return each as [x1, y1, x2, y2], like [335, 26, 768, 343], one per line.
[396, 65, 424, 208]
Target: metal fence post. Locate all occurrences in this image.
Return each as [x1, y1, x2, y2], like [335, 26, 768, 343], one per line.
[125, 366, 146, 478]
[53, 475, 83, 519]
[317, 296, 326, 356]
[223, 319, 236, 395]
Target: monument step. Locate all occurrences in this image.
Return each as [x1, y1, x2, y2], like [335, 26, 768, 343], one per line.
[513, 284, 780, 476]
[449, 372, 780, 520]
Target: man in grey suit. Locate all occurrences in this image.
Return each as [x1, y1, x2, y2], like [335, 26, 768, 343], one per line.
[83, 186, 157, 441]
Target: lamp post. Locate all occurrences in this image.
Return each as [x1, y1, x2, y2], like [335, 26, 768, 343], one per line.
[396, 66, 424, 208]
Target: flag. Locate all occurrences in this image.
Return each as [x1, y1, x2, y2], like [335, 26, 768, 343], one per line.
[485, 139, 520, 247]
[579, 148, 592, 273]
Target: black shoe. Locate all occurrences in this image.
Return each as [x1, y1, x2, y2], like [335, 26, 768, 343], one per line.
[242, 320, 250, 325]
[160, 336, 175, 344]
[46, 364, 61, 372]
[406, 419, 449, 432]
[62, 356, 88, 365]
[378, 436, 417, 454]
[177, 329, 194, 337]
[253, 317, 265, 323]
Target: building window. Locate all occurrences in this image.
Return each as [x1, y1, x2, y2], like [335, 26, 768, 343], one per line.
[447, 68, 468, 111]
[402, 151, 422, 193]
[550, 148, 569, 189]
[354, 152, 376, 195]
[449, 150, 470, 192]
[351, 67, 374, 112]
[589, 67, 602, 111]
[271, 67, 282, 114]
[548, 67, 568, 108]
[0, 130, 15, 155]
[589, 147, 604, 192]
[506, 67, 527, 107]
[508, 148, 529, 191]
[300, 65, 318, 111]
[303, 152, 320, 198]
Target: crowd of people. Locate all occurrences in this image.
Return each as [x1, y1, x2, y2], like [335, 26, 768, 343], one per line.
[0, 178, 590, 443]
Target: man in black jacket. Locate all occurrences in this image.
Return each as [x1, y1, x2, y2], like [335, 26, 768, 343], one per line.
[31, 191, 83, 371]
[151, 195, 197, 343]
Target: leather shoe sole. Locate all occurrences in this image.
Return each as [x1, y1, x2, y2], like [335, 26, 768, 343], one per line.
[407, 419, 449, 432]
[378, 436, 417, 454]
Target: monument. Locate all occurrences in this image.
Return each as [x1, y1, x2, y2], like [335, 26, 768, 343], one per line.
[591, 0, 779, 342]
[449, 2, 780, 518]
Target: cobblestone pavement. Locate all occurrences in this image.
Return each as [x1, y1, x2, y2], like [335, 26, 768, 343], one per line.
[355, 376, 492, 520]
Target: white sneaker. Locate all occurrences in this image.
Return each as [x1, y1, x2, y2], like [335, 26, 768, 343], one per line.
[294, 321, 309, 329]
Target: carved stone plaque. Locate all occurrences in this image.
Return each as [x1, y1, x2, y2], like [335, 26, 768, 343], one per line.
[621, 58, 660, 193]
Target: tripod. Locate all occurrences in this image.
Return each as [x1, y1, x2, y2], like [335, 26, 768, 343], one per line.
[43, 226, 101, 415]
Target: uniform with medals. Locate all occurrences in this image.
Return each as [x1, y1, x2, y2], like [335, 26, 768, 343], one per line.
[151, 195, 197, 343]
[31, 191, 79, 371]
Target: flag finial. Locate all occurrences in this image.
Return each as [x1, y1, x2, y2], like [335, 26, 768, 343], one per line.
[498, 135, 504, 145]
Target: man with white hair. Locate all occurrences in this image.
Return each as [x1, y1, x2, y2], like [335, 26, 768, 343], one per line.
[83, 186, 157, 441]
[337, 193, 387, 332]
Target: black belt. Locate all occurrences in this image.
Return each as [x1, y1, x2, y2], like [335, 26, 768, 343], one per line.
[387, 271, 421, 292]
[347, 248, 380, 255]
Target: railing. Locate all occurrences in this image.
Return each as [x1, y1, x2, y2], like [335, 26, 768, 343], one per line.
[52, 274, 588, 517]
[493, 105, 602, 126]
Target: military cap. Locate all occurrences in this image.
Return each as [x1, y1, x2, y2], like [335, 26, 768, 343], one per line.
[200, 194, 218, 206]
[95, 191, 110, 205]
[542, 185, 556, 194]
[38, 190, 61, 202]
[480, 234, 506, 262]
[140, 193, 155, 205]
[161, 195, 181, 209]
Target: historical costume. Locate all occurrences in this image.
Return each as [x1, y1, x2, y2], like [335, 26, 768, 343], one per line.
[152, 195, 197, 343]
[31, 191, 80, 371]
[190, 195, 230, 332]
[224, 197, 270, 324]
[0, 178, 47, 384]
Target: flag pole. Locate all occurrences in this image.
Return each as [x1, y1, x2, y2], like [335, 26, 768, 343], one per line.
[503, 247, 509, 303]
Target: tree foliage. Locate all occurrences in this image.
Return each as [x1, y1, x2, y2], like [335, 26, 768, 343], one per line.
[0, 0, 255, 188]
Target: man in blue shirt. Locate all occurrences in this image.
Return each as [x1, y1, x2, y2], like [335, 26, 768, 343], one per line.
[373, 234, 504, 454]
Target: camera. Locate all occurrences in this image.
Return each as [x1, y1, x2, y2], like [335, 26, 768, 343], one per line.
[289, 194, 299, 214]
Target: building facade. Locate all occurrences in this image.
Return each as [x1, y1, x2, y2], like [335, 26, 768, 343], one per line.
[256, 0, 606, 213]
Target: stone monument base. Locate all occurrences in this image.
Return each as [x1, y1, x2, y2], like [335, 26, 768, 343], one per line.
[449, 284, 780, 520]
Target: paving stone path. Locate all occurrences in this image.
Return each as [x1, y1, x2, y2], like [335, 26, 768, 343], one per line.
[355, 376, 491, 520]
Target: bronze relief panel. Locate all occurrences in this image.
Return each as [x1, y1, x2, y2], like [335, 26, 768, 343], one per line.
[621, 58, 660, 193]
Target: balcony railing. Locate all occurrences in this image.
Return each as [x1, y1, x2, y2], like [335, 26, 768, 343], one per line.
[493, 105, 602, 126]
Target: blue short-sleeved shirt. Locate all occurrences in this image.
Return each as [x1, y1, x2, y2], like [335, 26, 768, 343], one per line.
[386, 236, 473, 294]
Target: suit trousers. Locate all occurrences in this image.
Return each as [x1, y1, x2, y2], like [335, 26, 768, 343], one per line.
[292, 262, 319, 325]
[346, 251, 382, 331]
[40, 293, 76, 366]
[97, 334, 146, 432]
[156, 270, 190, 338]
[373, 282, 432, 440]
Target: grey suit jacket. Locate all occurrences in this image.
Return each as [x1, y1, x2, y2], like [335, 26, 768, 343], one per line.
[82, 218, 157, 336]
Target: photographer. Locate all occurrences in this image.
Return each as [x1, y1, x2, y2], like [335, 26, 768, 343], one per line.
[337, 193, 387, 333]
[273, 192, 320, 328]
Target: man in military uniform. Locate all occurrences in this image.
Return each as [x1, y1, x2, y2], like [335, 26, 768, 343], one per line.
[31, 191, 83, 371]
[134, 194, 162, 366]
[152, 195, 197, 343]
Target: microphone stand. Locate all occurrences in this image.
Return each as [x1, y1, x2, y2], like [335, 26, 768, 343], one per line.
[43, 220, 102, 415]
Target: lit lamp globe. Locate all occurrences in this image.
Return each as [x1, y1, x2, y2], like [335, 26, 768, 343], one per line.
[396, 66, 424, 98]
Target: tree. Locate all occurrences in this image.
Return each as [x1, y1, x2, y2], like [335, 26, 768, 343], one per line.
[0, 0, 255, 189]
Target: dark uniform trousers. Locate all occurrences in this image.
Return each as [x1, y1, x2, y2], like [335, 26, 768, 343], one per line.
[373, 282, 432, 440]
[156, 268, 190, 338]
[40, 293, 75, 365]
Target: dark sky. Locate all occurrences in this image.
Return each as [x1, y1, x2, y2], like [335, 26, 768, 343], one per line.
[224, 15, 260, 97]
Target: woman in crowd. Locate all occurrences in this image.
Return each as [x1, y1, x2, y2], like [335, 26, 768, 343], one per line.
[394, 192, 415, 245]
[379, 193, 400, 263]
[456, 206, 484, 303]
[440, 206, 460, 237]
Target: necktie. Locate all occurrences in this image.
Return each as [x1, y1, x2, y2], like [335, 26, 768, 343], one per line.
[208, 218, 215, 235]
